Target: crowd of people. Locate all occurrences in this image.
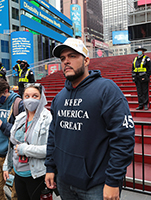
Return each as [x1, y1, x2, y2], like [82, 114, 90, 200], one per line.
[0, 38, 136, 200]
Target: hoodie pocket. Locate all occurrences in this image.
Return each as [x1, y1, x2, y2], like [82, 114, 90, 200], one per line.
[53, 146, 92, 190]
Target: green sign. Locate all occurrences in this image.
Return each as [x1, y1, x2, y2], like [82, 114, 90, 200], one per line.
[30, 0, 40, 7]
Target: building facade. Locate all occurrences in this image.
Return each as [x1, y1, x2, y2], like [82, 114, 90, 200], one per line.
[84, 0, 103, 42]
[128, 0, 151, 53]
[103, 0, 128, 43]
[0, 0, 73, 70]
[102, 0, 131, 56]
[60, 0, 107, 57]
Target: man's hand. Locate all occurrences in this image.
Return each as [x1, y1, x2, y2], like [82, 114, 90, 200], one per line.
[103, 184, 119, 200]
[45, 173, 56, 189]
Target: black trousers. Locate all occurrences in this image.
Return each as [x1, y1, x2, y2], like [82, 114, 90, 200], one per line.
[18, 82, 24, 98]
[135, 77, 149, 106]
[15, 173, 45, 200]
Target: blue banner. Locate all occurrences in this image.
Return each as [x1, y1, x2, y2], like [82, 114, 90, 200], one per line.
[33, 0, 72, 26]
[20, 0, 73, 37]
[70, 4, 81, 37]
[112, 31, 130, 45]
[0, 0, 9, 34]
[11, 31, 34, 71]
[20, 15, 67, 43]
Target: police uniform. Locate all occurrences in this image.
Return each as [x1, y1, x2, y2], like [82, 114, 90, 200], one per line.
[132, 46, 151, 110]
[0, 63, 6, 81]
[18, 61, 35, 97]
[13, 59, 22, 76]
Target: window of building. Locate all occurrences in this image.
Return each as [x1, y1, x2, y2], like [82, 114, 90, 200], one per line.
[1, 40, 9, 53]
[2, 59, 9, 70]
[12, 0, 19, 2]
[12, 25, 19, 31]
[12, 7, 19, 20]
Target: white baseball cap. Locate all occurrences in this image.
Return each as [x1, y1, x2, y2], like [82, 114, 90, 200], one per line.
[52, 37, 89, 58]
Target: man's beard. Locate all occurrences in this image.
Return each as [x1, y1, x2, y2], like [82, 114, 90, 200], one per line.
[64, 63, 85, 82]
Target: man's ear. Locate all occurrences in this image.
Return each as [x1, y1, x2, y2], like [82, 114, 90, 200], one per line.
[84, 57, 90, 67]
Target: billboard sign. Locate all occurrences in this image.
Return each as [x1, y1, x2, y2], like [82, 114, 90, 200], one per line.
[138, 0, 151, 6]
[21, 15, 67, 43]
[21, 0, 72, 36]
[92, 39, 109, 49]
[33, 0, 72, 26]
[48, 64, 59, 75]
[112, 30, 130, 45]
[0, 0, 9, 34]
[70, 4, 81, 37]
[11, 31, 34, 71]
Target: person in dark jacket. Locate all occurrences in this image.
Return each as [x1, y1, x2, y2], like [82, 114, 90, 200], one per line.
[45, 38, 135, 200]
[13, 59, 22, 77]
[0, 62, 7, 81]
[0, 79, 24, 199]
[132, 46, 151, 110]
[18, 60, 35, 98]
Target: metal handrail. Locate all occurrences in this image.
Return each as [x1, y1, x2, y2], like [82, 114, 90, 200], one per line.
[123, 121, 151, 195]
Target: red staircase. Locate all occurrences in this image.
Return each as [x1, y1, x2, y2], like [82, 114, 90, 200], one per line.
[38, 53, 151, 192]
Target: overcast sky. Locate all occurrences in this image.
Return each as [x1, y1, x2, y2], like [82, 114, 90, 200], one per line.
[55, 0, 60, 11]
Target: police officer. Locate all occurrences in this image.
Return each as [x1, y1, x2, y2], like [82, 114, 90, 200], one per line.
[18, 60, 35, 98]
[13, 59, 22, 76]
[0, 62, 6, 81]
[132, 46, 151, 110]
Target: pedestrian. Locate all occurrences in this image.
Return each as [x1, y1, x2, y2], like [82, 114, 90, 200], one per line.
[0, 62, 7, 81]
[3, 83, 52, 200]
[18, 60, 35, 98]
[45, 38, 135, 200]
[0, 78, 24, 199]
[132, 46, 151, 110]
[13, 59, 22, 76]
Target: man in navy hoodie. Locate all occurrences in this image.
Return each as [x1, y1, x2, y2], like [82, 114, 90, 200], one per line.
[0, 79, 24, 199]
[45, 38, 135, 200]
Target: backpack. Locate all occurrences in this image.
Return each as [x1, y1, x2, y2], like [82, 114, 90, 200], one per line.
[7, 97, 22, 122]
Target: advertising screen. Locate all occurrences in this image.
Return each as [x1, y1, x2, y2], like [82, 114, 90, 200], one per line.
[128, 23, 151, 40]
[21, 0, 72, 37]
[112, 30, 130, 45]
[0, 0, 9, 34]
[138, 0, 151, 6]
[11, 31, 34, 71]
[70, 4, 82, 37]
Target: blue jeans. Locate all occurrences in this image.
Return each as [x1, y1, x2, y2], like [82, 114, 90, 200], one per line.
[57, 176, 104, 200]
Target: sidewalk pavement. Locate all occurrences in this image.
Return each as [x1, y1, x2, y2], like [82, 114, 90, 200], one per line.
[53, 190, 151, 200]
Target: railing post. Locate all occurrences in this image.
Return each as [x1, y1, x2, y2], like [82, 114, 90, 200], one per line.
[141, 124, 145, 191]
[133, 152, 135, 189]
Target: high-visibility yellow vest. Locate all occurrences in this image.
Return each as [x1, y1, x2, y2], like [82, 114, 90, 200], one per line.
[17, 64, 21, 72]
[19, 69, 30, 82]
[133, 55, 147, 72]
[0, 66, 5, 77]
[0, 66, 4, 76]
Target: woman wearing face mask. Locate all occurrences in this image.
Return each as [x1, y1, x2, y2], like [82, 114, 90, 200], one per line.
[132, 46, 151, 110]
[3, 83, 52, 200]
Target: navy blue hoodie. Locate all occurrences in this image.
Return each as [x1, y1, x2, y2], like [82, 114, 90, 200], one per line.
[0, 91, 24, 156]
[45, 70, 135, 190]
